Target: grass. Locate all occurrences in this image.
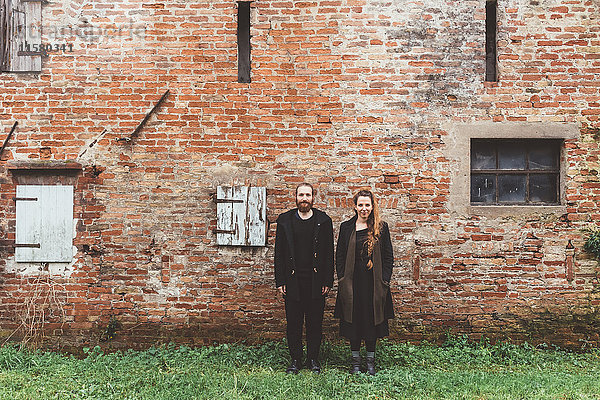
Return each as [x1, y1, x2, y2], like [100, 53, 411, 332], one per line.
[0, 336, 598, 399]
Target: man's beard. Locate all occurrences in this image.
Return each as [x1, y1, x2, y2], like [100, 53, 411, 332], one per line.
[297, 200, 313, 213]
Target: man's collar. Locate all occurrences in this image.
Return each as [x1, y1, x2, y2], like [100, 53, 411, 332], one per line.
[296, 208, 314, 220]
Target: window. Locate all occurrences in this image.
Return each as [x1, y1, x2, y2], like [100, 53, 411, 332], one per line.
[0, 0, 42, 72]
[471, 139, 561, 205]
[237, 1, 251, 83]
[485, 0, 497, 82]
[15, 185, 74, 262]
[445, 122, 577, 216]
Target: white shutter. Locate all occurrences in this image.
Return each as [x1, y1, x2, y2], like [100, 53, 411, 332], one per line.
[216, 186, 266, 246]
[15, 185, 73, 262]
[216, 186, 246, 246]
[246, 186, 267, 246]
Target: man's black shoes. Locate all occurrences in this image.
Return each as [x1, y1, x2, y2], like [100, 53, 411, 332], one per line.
[350, 356, 362, 374]
[286, 359, 301, 374]
[306, 358, 321, 373]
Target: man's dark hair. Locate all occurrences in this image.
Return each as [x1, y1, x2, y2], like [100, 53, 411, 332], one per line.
[295, 182, 316, 197]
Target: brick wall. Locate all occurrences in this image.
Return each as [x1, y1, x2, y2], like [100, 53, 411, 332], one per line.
[0, 0, 599, 350]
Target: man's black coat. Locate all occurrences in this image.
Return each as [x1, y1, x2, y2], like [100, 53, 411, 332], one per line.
[274, 208, 334, 301]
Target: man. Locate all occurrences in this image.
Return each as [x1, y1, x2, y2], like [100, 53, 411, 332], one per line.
[274, 183, 334, 374]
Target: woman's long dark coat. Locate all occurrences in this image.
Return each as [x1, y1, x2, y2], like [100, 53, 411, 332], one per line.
[334, 215, 394, 326]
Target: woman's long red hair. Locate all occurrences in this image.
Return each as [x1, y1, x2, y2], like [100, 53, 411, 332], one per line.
[353, 189, 380, 270]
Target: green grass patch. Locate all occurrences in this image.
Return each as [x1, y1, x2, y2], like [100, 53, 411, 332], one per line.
[0, 337, 598, 399]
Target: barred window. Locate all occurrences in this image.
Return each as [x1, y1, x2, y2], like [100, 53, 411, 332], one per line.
[470, 139, 561, 205]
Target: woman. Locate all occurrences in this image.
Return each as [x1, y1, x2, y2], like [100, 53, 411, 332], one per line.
[334, 189, 394, 375]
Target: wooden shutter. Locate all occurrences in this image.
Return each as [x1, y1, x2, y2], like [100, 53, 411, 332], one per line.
[15, 185, 74, 262]
[0, 0, 9, 70]
[216, 186, 266, 246]
[2, 0, 41, 72]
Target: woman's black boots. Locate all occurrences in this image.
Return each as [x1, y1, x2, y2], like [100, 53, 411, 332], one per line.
[350, 356, 361, 374]
[365, 356, 376, 376]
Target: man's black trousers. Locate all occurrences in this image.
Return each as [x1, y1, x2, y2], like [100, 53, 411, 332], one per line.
[284, 278, 325, 361]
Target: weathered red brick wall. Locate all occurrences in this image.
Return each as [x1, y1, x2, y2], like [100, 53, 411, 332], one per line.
[0, 0, 599, 350]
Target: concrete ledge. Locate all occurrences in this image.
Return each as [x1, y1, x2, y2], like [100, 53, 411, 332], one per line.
[7, 161, 83, 171]
[469, 205, 567, 218]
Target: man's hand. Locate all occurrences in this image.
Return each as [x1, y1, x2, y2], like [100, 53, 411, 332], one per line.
[278, 285, 286, 296]
[321, 286, 330, 296]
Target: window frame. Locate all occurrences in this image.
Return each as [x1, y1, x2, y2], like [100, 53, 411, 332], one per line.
[444, 122, 579, 218]
[470, 139, 562, 206]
